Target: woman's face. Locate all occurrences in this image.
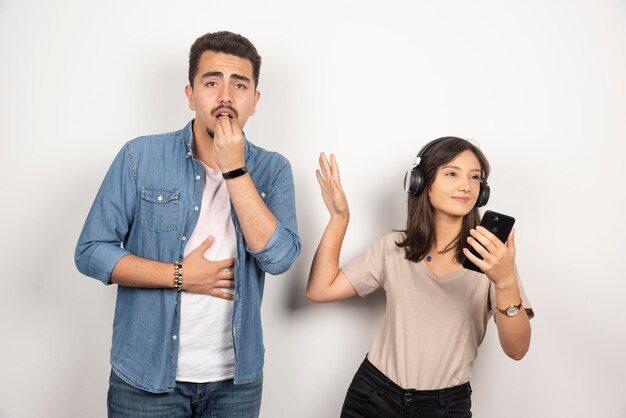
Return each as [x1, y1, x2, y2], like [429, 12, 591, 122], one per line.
[428, 150, 483, 219]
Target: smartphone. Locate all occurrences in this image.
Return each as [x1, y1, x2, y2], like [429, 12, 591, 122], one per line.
[462, 210, 515, 273]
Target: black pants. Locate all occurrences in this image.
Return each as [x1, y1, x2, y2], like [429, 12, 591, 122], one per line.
[340, 357, 472, 418]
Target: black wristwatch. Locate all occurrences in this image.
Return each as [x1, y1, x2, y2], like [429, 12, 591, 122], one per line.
[222, 166, 248, 180]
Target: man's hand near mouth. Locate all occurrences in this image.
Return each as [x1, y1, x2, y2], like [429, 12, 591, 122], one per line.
[214, 114, 246, 173]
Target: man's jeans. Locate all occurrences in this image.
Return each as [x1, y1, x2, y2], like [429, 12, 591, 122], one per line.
[107, 369, 262, 418]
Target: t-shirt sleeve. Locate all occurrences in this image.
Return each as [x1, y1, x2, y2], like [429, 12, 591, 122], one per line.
[340, 234, 390, 297]
[489, 265, 535, 319]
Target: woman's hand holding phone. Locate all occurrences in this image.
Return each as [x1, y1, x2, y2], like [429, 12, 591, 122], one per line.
[463, 226, 517, 287]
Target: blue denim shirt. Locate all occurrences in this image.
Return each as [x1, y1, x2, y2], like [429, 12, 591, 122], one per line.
[75, 121, 301, 393]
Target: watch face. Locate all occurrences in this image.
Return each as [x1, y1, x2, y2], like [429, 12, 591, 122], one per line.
[506, 306, 519, 316]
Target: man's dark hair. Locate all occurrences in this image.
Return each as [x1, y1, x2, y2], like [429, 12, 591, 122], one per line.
[188, 31, 261, 89]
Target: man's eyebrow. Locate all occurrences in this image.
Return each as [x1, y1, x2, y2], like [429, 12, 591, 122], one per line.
[201, 71, 223, 79]
[230, 74, 251, 83]
[200, 72, 251, 83]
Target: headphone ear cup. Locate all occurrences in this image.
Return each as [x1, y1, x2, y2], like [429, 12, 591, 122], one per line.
[475, 183, 490, 207]
[410, 166, 425, 196]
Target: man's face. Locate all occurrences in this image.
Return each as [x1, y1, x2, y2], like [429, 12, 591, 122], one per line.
[185, 51, 260, 139]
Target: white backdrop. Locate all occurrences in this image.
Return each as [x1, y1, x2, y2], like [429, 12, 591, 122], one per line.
[1, 1, 625, 417]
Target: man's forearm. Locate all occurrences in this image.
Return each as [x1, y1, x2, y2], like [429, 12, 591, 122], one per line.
[111, 254, 174, 288]
[225, 173, 277, 252]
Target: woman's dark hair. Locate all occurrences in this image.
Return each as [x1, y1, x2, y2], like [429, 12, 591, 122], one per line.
[188, 31, 262, 88]
[396, 137, 490, 263]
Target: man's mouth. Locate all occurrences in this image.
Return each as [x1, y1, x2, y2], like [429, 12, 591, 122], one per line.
[213, 107, 237, 119]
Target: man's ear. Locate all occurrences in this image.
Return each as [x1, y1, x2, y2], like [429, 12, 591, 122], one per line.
[185, 85, 196, 111]
[249, 90, 261, 116]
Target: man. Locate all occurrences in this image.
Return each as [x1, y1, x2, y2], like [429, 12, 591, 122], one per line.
[75, 31, 301, 417]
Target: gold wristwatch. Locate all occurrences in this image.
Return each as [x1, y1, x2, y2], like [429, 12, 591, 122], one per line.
[497, 300, 523, 317]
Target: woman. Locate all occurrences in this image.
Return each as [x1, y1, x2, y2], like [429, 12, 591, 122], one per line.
[306, 137, 533, 418]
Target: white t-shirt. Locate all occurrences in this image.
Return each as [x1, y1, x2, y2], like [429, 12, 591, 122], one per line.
[176, 161, 236, 383]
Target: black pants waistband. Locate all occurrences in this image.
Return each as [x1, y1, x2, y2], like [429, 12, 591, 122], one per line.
[360, 356, 471, 405]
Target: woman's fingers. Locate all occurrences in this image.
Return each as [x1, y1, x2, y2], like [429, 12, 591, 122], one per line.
[330, 153, 341, 182]
[317, 152, 349, 215]
[462, 247, 488, 272]
[506, 229, 516, 252]
[471, 228, 498, 253]
[319, 152, 332, 179]
[467, 236, 490, 261]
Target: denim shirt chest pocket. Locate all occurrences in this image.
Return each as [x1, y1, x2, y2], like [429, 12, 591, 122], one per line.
[140, 187, 180, 232]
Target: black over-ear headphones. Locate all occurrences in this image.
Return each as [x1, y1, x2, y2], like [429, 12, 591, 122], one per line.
[403, 137, 491, 208]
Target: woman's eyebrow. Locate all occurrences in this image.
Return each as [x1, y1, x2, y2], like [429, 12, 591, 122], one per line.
[440, 165, 481, 172]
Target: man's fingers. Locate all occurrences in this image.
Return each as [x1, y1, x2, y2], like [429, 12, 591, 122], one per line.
[214, 257, 236, 270]
[218, 115, 233, 136]
[211, 290, 235, 301]
[217, 279, 235, 288]
[217, 270, 235, 280]
[194, 236, 215, 254]
[229, 117, 242, 136]
[214, 116, 226, 139]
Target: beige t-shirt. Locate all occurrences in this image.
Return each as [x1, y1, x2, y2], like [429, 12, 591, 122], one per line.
[342, 231, 533, 390]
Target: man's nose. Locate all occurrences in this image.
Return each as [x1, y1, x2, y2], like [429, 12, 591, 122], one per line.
[218, 85, 232, 104]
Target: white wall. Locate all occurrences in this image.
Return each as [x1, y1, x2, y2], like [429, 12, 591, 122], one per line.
[1, 1, 625, 417]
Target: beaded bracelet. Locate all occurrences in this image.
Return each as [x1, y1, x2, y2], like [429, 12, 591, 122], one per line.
[173, 261, 183, 291]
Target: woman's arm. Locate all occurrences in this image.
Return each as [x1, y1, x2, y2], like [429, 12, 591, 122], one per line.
[306, 153, 357, 303]
[463, 227, 531, 360]
[492, 276, 531, 360]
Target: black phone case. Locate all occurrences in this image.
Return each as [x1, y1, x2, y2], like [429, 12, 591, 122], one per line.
[462, 210, 516, 273]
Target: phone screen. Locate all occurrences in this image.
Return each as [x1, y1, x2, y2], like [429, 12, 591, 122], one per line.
[462, 210, 515, 273]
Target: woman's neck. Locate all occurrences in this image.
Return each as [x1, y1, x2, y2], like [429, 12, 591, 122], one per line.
[432, 212, 463, 253]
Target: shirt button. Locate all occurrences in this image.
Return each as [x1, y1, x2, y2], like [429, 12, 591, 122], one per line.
[181, 236, 186, 241]
[187, 152, 192, 156]
[195, 175, 201, 180]
[194, 206, 199, 211]
[172, 335, 177, 340]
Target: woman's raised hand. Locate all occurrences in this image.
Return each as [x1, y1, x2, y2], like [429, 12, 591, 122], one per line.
[316, 153, 349, 219]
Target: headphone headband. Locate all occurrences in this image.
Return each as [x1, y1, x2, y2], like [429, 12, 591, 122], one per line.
[409, 137, 449, 169]
[416, 137, 448, 163]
